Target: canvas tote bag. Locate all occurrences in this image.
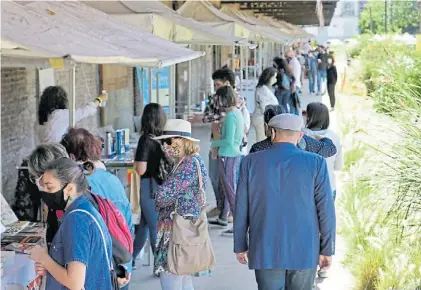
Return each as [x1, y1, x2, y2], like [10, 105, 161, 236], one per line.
[167, 157, 215, 275]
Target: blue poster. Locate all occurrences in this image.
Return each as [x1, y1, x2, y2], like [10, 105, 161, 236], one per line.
[136, 67, 170, 114]
[136, 67, 149, 106]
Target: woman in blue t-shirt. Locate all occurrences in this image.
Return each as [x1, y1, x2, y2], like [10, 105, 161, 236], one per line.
[61, 127, 133, 288]
[29, 158, 113, 290]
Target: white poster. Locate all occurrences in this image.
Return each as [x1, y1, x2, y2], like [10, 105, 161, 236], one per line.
[38, 68, 55, 94]
[0, 193, 18, 226]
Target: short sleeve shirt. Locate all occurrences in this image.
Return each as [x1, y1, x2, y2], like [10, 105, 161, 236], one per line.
[134, 134, 164, 180]
[46, 195, 113, 290]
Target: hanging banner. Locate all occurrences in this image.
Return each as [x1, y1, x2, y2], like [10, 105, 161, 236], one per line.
[136, 67, 150, 106]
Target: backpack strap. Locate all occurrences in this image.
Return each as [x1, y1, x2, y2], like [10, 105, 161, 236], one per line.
[69, 209, 112, 271]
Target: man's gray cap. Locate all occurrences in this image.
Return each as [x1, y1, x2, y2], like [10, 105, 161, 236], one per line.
[268, 113, 303, 132]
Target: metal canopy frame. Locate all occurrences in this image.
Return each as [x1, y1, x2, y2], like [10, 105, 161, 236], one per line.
[220, 0, 339, 26]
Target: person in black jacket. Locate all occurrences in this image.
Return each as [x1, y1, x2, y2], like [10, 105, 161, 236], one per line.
[327, 55, 338, 111]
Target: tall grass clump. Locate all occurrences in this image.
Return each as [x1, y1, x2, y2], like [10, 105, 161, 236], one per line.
[337, 64, 421, 289]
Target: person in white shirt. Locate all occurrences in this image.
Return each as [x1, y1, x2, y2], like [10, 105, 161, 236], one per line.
[303, 102, 342, 279]
[252, 67, 279, 142]
[286, 50, 302, 91]
[36, 86, 108, 144]
[304, 102, 343, 201]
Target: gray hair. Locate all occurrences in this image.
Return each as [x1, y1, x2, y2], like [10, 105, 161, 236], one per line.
[44, 158, 93, 194]
[28, 143, 69, 176]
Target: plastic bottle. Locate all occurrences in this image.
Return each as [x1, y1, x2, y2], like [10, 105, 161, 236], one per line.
[100, 90, 107, 107]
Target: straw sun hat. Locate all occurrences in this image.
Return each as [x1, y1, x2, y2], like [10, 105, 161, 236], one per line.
[153, 119, 200, 142]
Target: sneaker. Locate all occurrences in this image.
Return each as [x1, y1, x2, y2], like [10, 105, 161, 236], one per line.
[132, 260, 137, 270]
[318, 270, 329, 278]
[330, 107, 335, 112]
[227, 214, 234, 223]
[208, 218, 228, 227]
[206, 207, 220, 218]
[222, 228, 234, 236]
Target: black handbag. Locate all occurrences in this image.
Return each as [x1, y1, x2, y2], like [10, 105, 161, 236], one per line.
[149, 135, 174, 185]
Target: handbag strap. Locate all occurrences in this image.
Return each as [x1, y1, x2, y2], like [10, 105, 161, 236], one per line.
[69, 209, 112, 271]
[193, 156, 206, 206]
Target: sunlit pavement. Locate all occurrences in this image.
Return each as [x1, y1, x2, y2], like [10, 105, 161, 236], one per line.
[130, 79, 353, 289]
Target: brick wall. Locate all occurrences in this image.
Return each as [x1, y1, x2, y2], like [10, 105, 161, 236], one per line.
[1, 68, 37, 202]
[1, 64, 99, 203]
[54, 64, 99, 131]
[1, 64, 137, 204]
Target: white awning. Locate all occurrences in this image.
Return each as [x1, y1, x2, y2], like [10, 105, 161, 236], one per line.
[177, 0, 254, 40]
[219, 5, 290, 43]
[1, 1, 203, 68]
[83, 1, 253, 47]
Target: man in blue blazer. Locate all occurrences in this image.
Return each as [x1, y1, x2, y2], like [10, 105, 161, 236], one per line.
[234, 113, 336, 290]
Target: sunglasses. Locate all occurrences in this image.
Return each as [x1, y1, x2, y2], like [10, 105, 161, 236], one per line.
[161, 137, 180, 146]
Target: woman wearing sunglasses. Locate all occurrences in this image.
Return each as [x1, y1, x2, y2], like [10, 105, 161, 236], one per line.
[153, 119, 211, 289]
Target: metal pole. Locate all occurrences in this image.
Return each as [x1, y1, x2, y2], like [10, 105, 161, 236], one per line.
[253, 45, 257, 80]
[69, 65, 76, 127]
[148, 68, 152, 105]
[188, 45, 192, 119]
[258, 41, 263, 75]
[169, 65, 176, 118]
[231, 45, 235, 70]
[156, 72, 160, 104]
[239, 46, 244, 95]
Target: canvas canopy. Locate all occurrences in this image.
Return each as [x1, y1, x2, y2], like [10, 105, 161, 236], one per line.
[1, 1, 202, 68]
[177, 0, 257, 41]
[84, 1, 252, 47]
[219, 5, 291, 43]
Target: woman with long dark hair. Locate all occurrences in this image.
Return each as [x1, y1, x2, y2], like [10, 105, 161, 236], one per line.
[132, 103, 167, 268]
[252, 67, 279, 142]
[36, 86, 108, 143]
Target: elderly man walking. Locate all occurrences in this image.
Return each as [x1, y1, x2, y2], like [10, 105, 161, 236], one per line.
[234, 114, 336, 290]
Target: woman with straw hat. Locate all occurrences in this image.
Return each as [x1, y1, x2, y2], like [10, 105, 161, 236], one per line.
[153, 119, 213, 289]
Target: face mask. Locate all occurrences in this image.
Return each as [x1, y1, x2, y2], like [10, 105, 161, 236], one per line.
[165, 142, 181, 158]
[328, 59, 333, 65]
[270, 75, 277, 86]
[35, 178, 45, 192]
[40, 185, 69, 210]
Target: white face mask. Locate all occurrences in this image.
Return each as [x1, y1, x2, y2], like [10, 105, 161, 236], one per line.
[270, 75, 277, 86]
[328, 59, 333, 65]
[35, 178, 45, 192]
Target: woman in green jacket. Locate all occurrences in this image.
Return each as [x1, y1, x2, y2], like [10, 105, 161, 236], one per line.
[209, 86, 244, 235]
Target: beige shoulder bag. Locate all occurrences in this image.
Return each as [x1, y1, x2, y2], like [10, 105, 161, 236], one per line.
[167, 157, 215, 275]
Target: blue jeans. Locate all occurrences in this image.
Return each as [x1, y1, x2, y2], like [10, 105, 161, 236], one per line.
[317, 70, 327, 94]
[208, 151, 220, 209]
[255, 268, 317, 290]
[308, 70, 317, 93]
[159, 272, 194, 290]
[132, 178, 158, 260]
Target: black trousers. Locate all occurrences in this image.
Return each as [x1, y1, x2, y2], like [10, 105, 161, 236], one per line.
[327, 83, 336, 108]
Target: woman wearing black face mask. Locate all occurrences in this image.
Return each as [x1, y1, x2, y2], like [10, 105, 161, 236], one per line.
[29, 158, 113, 290]
[27, 143, 69, 248]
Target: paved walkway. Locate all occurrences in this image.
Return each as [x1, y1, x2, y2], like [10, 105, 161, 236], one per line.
[130, 80, 354, 289]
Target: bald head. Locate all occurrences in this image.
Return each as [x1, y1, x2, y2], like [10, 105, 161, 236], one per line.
[271, 128, 303, 145]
